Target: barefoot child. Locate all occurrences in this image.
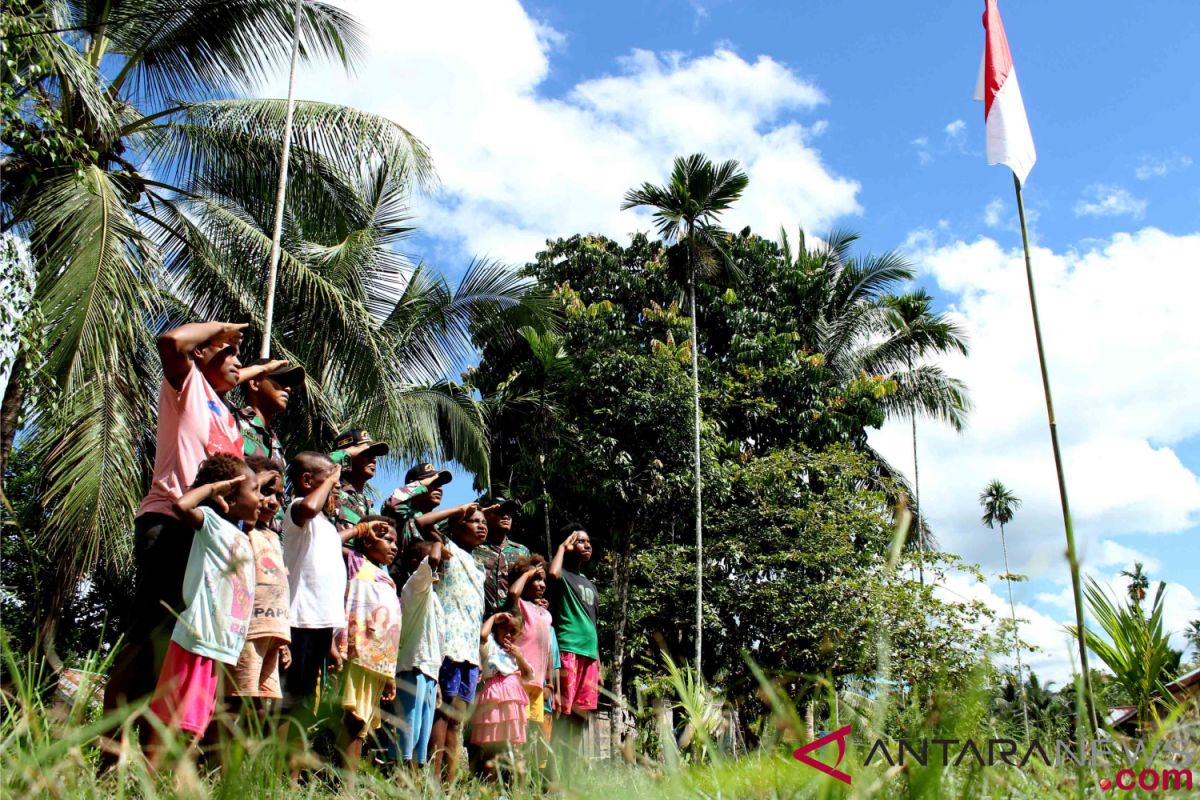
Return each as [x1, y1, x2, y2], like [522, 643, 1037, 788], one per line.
[428, 507, 488, 785]
[336, 515, 402, 773]
[507, 557, 553, 752]
[146, 454, 264, 768]
[280, 452, 345, 732]
[228, 457, 291, 719]
[391, 538, 446, 768]
[471, 612, 534, 775]
[548, 524, 601, 762]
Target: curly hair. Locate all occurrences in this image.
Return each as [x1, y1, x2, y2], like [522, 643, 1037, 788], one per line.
[191, 453, 248, 489]
[507, 553, 547, 586]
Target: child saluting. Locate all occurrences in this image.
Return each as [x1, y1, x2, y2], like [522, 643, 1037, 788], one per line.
[336, 515, 402, 773]
[147, 453, 267, 768]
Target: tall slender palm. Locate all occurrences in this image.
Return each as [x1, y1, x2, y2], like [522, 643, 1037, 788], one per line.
[881, 290, 969, 582]
[980, 479, 1029, 736]
[1120, 562, 1150, 613]
[622, 153, 749, 676]
[3, 0, 540, 662]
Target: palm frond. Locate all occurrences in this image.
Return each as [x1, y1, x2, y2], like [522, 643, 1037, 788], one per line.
[29, 167, 162, 386]
[147, 99, 434, 192]
[880, 366, 971, 432]
[106, 0, 363, 104]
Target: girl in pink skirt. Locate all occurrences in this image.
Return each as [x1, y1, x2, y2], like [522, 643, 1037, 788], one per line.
[471, 611, 534, 769]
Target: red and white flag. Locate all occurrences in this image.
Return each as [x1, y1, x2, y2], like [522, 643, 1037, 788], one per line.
[974, 0, 1036, 184]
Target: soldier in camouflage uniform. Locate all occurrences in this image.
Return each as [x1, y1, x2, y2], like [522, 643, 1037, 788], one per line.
[328, 429, 390, 529]
[235, 358, 304, 532]
[472, 495, 530, 616]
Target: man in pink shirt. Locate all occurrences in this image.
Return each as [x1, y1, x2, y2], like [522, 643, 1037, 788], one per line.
[104, 321, 287, 716]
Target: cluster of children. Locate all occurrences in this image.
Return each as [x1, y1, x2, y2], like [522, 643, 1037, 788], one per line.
[102, 320, 602, 783]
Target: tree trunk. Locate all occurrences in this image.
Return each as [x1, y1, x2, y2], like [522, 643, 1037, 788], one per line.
[1000, 523, 1030, 737]
[1, 353, 25, 478]
[609, 524, 634, 751]
[909, 352, 924, 586]
[688, 265, 704, 679]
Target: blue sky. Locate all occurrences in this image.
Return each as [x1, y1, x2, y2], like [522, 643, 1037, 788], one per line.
[276, 0, 1200, 682]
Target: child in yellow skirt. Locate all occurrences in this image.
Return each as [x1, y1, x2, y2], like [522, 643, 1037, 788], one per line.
[471, 611, 533, 773]
[335, 515, 401, 772]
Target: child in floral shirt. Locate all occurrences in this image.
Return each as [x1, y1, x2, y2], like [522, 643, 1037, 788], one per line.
[337, 515, 402, 772]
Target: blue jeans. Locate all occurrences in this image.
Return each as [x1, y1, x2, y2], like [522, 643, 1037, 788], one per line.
[391, 669, 437, 764]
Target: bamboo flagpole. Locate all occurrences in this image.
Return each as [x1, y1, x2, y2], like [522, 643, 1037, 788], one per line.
[975, 0, 1098, 737]
[259, 0, 304, 358]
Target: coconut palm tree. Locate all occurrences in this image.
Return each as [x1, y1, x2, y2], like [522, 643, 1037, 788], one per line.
[621, 153, 749, 676]
[881, 290, 969, 582]
[1186, 619, 1200, 657]
[1121, 561, 1150, 613]
[3, 0, 540, 663]
[980, 479, 1029, 736]
[778, 229, 971, 542]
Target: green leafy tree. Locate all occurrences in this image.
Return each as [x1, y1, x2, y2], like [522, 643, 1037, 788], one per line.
[777, 229, 971, 522]
[2, 0, 540, 664]
[1071, 578, 1178, 731]
[979, 479, 1028, 735]
[622, 153, 749, 675]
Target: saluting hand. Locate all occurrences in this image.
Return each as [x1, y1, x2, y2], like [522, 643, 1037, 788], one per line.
[208, 475, 246, 514]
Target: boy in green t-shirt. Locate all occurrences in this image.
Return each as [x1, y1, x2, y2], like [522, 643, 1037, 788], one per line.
[547, 522, 600, 760]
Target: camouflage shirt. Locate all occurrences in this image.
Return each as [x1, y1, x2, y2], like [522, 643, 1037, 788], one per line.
[472, 536, 532, 616]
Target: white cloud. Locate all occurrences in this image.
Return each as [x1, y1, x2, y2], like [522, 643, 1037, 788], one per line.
[912, 120, 970, 165]
[983, 198, 1006, 229]
[1135, 154, 1192, 181]
[876, 227, 1200, 576]
[935, 572, 1081, 684]
[265, 0, 860, 264]
[1074, 184, 1148, 219]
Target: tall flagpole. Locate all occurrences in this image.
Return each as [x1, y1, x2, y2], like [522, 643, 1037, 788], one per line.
[1011, 173, 1098, 735]
[259, 0, 304, 359]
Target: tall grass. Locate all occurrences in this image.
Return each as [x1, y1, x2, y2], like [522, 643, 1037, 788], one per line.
[2, 515, 1194, 799]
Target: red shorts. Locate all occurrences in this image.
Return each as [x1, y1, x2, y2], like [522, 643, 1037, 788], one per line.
[556, 652, 599, 715]
[149, 642, 221, 734]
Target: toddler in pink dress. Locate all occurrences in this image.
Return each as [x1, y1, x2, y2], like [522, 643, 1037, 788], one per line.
[471, 612, 533, 752]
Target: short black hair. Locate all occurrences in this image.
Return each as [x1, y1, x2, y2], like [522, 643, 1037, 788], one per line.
[557, 521, 586, 544]
[192, 453, 249, 489]
[287, 451, 333, 485]
[245, 454, 284, 475]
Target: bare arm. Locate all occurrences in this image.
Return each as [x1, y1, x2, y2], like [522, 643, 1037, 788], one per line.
[548, 532, 581, 581]
[340, 519, 388, 545]
[157, 322, 244, 390]
[480, 613, 499, 645]
[290, 466, 340, 526]
[426, 540, 446, 570]
[415, 501, 478, 532]
[507, 641, 533, 681]
[508, 566, 541, 605]
[173, 476, 246, 529]
[236, 358, 289, 387]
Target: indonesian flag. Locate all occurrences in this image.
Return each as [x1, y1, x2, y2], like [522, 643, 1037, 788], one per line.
[974, 0, 1036, 185]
